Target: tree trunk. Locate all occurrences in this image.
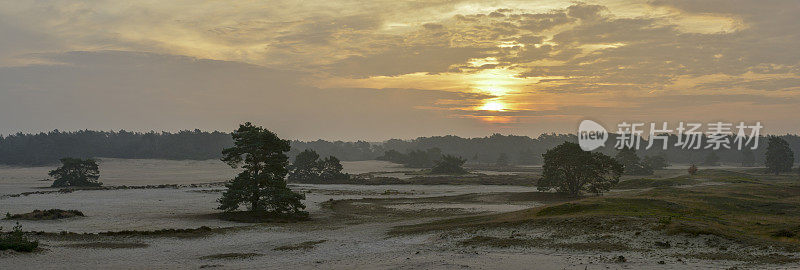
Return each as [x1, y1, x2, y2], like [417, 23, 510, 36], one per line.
[251, 168, 260, 212]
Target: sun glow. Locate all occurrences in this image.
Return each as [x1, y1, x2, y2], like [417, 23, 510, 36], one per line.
[482, 87, 510, 96]
[479, 100, 506, 111]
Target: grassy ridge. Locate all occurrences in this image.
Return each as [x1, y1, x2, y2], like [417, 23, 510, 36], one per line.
[614, 176, 699, 189]
[392, 169, 800, 250]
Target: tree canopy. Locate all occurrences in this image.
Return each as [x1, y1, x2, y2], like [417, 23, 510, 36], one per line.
[496, 153, 510, 167]
[741, 149, 756, 167]
[539, 142, 623, 196]
[48, 158, 102, 187]
[288, 149, 349, 183]
[288, 149, 321, 182]
[643, 154, 669, 170]
[765, 136, 795, 175]
[377, 148, 442, 168]
[703, 151, 721, 166]
[430, 154, 468, 174]
[217, 122, 306, 217]
[318, 156, 347, 180]
[615, 147, 653, 175]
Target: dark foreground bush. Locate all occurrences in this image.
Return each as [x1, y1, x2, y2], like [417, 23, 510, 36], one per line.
[0, 223, 39, 252]
[5, 209, 85, 220]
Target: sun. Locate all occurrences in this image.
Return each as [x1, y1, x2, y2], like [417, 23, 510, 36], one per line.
[479, 101, 506, 111]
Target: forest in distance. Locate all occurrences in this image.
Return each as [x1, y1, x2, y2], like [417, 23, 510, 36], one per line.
[1, 129, 799, 167]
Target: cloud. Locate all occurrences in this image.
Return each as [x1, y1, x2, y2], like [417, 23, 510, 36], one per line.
[0, 51, 497, 140]
[325, 46, 489, 77]
[1, 1, 799, 136]
[566, 4, 607, 20]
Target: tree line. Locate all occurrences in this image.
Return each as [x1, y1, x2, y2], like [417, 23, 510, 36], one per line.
[2, 129, 799, 167]
[43, 124, 797, 220]
[0, 129, 233, 165]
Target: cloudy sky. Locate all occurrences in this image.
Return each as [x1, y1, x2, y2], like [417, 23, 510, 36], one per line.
[1, 0, 798, 140]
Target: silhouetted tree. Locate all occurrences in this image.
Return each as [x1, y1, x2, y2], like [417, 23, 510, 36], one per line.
[496, 153, 509, 167]
[318, 156, 348, 180]
[378, 149, 407, 164]
[405, 150, 432, 168]
[289, 140, 377, 161]
[288, 149, 321, 182]
[517, 149, 539, 165]
[643, 154, 669, 170]
[703, 151, 721, 166]
[426, 148, 443, 162]
[217, 123, 306, 216]
[49, 158, 102, 187]
[741, 149, 756, 167]
[539, 142, 623, 196]
[379, 148, 443, 168]
[430, 154, 468, 174]
[765, 136, 795, 175]
[288, 149, 348, 183]
[0, 129, 232, 166]
[615, 147, 653, 175]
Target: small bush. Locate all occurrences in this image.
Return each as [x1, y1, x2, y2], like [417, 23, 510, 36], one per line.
[273, 240, 327, 251]
[0, 223, 39, 252]
[772, 229, 796, 238]
[4, 209, 85, 220]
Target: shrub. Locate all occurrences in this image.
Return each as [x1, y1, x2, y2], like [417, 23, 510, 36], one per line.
[539, 142, 623, 196]
[0, 223, 39, 252]
[430, 154, 468, 174]
[688, 164, 698, 176]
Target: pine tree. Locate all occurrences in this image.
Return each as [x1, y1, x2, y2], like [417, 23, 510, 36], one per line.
[48, 158, 102, 187]
[217, 122, 306, 217]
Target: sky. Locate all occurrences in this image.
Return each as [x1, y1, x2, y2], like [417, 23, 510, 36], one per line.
[0, 0, 799, 140]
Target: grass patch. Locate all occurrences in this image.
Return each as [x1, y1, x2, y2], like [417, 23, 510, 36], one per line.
[676, 252, 798, 264]
[695, 169, 759, 183]
[97, 226, 223, 238]
[459, 235, 634, 251]
[460, 235, 546, 248]
[215, 211, 309, 223]
[322, 191, 573, 223]
[321, 198, 473, 223]
[5, 209, 84, 220]
[292, 174, 537, 186]
[535, 198, 688, 217]
[615, 176, 700, 189]
[273, 240, 327, 251]
[615, 169, 761, 189]
[64, 242, 148, 249]
[199, 252, 262, 260]
[392, 170, 800, 252]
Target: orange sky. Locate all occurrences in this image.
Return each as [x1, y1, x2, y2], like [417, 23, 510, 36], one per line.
[0, 0, 798, 140]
